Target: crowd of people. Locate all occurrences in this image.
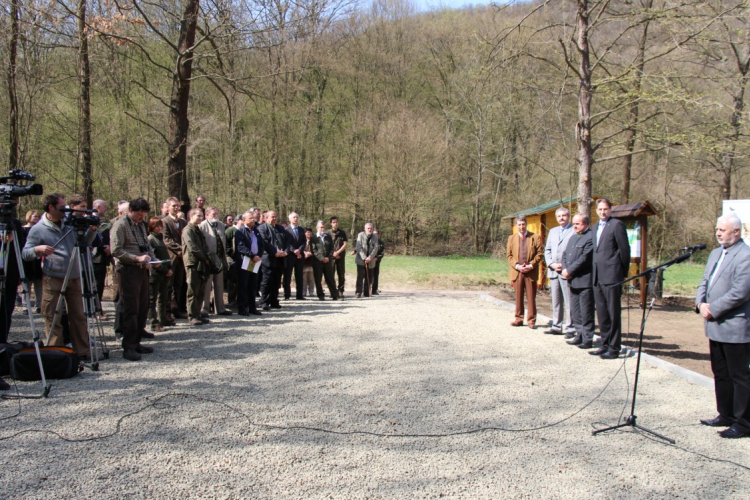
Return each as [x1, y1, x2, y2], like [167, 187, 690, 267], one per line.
[506, 199, 630, 361]
[0, 193, 386, 389]
[2, 193, 748, 443]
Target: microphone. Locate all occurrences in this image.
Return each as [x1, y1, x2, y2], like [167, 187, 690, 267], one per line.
[679, 244, 706, 252]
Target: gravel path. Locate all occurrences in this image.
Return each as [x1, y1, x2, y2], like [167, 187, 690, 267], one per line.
[1, 292, 748, 499]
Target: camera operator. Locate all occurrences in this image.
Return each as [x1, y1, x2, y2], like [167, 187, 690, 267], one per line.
[22, 193, 95, 362]
[111, 198, 158, 361]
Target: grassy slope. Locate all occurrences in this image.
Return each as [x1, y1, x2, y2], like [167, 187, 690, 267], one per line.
[370, 254, 704, 295]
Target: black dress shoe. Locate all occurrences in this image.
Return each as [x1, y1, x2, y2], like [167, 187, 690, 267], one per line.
[590, 347, 608, 356]
[123, 349, 142, 361]
[250, 311, 262, 316]
[238, 312, 250, 317]
[217, 310, 233, 316]
[141, 331, 155, 339]
[201, 317, 211, 324]
[600, 351, 620, 360]
[544, 329, 562, 335]
[719, 426, 750, 439]
[318, 297, 325, 301]
[0, 377, 10, 390]
[564, 332, 576, 339]
[136, 344, 154, 354]
[296, 296, 306, 300]
[262, 305, 271, 311]
[271, 304, 282, 309]
[578, 341, 593, 349]
[700, 416, 733, 427]
[566, 335, 582, 345]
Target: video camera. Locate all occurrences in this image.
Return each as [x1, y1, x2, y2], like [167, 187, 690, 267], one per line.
[61, 207, 101, 228]
[0, 170, 43, 220]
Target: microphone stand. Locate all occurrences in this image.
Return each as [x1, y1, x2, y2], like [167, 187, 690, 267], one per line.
[591, 249, 696, 444]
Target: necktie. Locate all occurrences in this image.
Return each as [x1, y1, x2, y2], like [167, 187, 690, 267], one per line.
[294, 226, 299, 239]
[709, 248, 728, 287]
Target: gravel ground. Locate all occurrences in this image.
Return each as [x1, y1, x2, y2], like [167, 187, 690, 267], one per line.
[1, 292, 748, 499]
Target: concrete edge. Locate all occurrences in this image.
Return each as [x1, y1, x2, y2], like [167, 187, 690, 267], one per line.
[476, 293, 714, 390]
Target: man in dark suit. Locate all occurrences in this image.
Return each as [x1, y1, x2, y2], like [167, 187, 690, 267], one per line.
[591, 198, 631, 359]
[696, 213, 750, 439]
[506, 215, 544, 329]
[310, 220, 339, 300]
[234, 211, 263, 316]
[256, 210, 288, 311]
[562, 213, 595, 349]
[283, 212, 307, 300]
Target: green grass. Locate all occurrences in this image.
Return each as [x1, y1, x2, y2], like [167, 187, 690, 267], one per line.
[367, 254, 704, 296]
[661, 262, 705, 296]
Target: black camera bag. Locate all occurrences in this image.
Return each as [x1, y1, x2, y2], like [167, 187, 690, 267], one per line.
[11, 346, 83, 381]
[0, 342, 33, 376]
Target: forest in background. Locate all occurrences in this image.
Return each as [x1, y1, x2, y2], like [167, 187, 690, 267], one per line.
[1, 0, 749, 258]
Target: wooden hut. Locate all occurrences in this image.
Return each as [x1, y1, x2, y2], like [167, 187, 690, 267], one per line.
[502, 196, 602, 288]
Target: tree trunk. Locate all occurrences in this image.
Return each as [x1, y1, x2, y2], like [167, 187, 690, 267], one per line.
[575, 0, 593, 216]
[77, 0, 94, 204]
[7, 0, 20, 171]
[621, 0, 651, 205]
[167, 0, 199, 205]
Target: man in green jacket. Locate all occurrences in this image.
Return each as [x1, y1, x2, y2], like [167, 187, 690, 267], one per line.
[182, 208, 212, 326]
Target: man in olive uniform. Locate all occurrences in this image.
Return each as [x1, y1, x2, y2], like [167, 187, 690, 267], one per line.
[182, 208, 212, 326]
[328, 216, 348, 299]
[311, 220, 339, 300]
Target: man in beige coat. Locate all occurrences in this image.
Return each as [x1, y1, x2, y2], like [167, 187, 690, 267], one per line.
[507, 215, 544, 329]
[200, 207, 231, 316]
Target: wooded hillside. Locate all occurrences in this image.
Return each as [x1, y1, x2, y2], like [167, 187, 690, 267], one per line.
[1, 0, 747, 257]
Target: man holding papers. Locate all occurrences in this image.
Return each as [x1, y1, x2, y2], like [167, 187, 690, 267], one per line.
[111, 198, 159, 361]
[235, 211, 264, 316]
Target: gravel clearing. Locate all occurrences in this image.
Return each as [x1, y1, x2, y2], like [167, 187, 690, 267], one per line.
[2, 291, 749, 499]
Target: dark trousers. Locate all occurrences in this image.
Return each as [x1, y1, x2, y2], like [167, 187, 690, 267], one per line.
[186, 266, 207, 321]
[226, 263, 238, 304]
[313, 260, 338, 299]
[513, 274, 537, 324]
[117, 266, 149, 351]
[356, 265, 373, 296]
[283, 256, 305, 299]
[372, 259, 382, 292]
[168, 257, 186, 314]
[570, 286, 595, 343]
[149, 278, 169, 326]
[333, 255, 345, 294]
[260, 265, 282, 307]
[93, 264, 107, 309]
[594, 282, 623, 352]
[710, 339, 750, 432]
[0, 272, 20, 344]
[238, 268, 259, 314]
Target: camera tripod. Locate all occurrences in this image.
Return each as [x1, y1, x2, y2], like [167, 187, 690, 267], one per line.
[0, 218, 51, 399]
[48, 224, 109, 370]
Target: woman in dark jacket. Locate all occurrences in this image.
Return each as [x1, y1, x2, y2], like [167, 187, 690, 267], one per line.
[147, 217, 172, 331]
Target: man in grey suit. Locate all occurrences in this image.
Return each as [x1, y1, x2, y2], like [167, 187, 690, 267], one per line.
[696, 213, 750, 439]
[591, 198, 631, 359]
[353, 223, 380, 298]
[544, 207, 574, 336]
[562, 213, 595, 349]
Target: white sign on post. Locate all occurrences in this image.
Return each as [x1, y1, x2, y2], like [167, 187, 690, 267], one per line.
[723, 199, 750, 246]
